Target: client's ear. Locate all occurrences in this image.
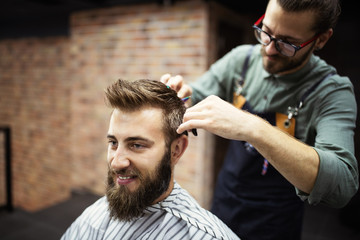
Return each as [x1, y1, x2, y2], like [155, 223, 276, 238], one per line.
[170, 135, 188, 166]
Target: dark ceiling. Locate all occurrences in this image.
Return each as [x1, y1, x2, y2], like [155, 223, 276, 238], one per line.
[0, 0, 267, 39]
[0, 0, 354, 39]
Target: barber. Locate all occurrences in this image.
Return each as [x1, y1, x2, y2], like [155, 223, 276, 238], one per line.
[161, 0, 358, 239]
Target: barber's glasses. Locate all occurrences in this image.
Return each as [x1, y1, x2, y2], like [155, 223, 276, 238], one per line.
[252, 14, 319, 57]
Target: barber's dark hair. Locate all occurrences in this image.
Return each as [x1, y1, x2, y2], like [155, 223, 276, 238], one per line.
[276, 0, 341, 33]
[105, 79, 186, 145]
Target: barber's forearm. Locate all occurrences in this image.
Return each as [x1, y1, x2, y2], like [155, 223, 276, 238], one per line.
[247, 117, 319, 194]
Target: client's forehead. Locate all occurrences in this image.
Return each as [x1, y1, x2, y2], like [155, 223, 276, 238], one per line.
[108, 107, 165, 142]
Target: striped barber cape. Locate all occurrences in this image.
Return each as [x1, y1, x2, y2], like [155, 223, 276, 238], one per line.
[61, 182, 240, 240]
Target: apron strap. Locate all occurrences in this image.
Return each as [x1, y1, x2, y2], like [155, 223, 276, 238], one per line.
[239, 45, 256, 86]
[285, 72, 336, 124]
[235, 45, 256, 95]
[298, 72, 335, 108]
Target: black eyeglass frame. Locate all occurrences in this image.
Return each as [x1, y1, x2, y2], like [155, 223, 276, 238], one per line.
[252, 14, 320, 57]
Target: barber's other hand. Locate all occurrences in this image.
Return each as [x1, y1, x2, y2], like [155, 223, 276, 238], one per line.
[177, 95, 257, 141]
[160, 73, 193, 99]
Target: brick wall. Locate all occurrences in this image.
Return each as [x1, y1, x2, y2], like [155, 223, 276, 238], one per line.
[0, 37, 72, 210]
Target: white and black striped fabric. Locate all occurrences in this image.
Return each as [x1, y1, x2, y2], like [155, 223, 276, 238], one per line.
[61, 182, 240, 240]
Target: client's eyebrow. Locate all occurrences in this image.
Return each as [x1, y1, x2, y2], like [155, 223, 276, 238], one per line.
[107, 134, 155, 146]
[107, 134, 116, 140]
[126, 136, 153, 143]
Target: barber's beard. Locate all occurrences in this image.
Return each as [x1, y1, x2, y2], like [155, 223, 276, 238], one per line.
[261, 42, 315, 75]
[106, 148, 172, 222]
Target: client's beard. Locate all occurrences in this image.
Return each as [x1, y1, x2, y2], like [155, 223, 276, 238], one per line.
[106, 148, 172, 222]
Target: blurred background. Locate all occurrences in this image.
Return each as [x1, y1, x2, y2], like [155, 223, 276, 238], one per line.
[0, 0, 359, 239]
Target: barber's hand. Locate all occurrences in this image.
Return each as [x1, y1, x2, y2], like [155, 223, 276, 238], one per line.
[177, 95, 257, 140]
[160, 73, 193, 99]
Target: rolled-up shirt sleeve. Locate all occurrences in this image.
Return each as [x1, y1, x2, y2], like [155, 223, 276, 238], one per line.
[296, 77, 358, 208]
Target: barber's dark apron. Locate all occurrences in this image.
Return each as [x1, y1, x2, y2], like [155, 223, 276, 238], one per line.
[210, 46, 333, 240]
[211, 100, 303, 240]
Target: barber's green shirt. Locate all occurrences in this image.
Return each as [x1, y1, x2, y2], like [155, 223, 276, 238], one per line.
[190, 44, 358, 207]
